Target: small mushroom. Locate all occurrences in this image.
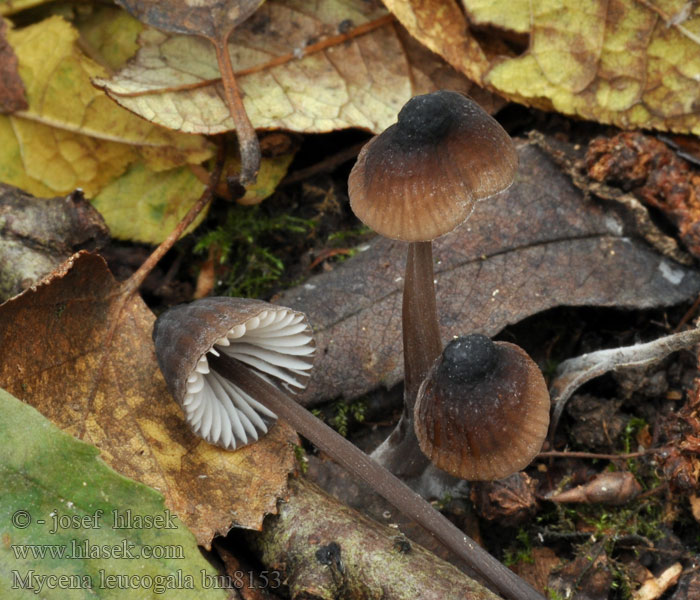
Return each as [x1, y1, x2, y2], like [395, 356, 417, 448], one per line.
[152, 297, 314, 450]
[153, 297, 544, 600]
[348, 91, 518, 480]
[414, 334, 550, 481]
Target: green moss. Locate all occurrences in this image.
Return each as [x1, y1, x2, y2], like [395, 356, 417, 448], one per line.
[503, 528, 535, 566]
[311, 399, 366, 437]
[194, 204, 314, 298]
[544, 587, 567, 600]
[293, 445, 309, 475]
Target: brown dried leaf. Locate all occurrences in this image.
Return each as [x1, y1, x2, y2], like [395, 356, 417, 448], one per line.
[95, 0, 490, 135]
[279, 141, 700, 405]
[511, 547, 561, 597]
[0, 18, 26, 113]
[470, 473, 538, 528]
[116, 0, 265, 40]
[0, 252, 298, 547]
[381, 0, 489, 83]
[0, 184, 108, 301]
[586, 132, 700, 258]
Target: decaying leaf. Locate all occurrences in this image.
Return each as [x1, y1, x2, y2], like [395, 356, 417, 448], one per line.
[470, 473, 538, 528]
[0, 0, 46, 16]
[511, 547, 561, 597]
[76, 4, 145, 71]
[547, 471, 642, 505]
[381, 0, 488, 83]
[633, 562, 683, 600]
[548, 541, 613, 600]
[0, 184, 108, 301]
[586, 132, 700, 258]
[386, 0, 700, 135]
[0, 388, 228, 599]
[550, 327, 700, 438]
[114, 0, 265, 184]
[278, 141, 700, 405]
[0, 252, 299, 547]
[205, 145, 296, 205]
[0, 16, 211, 198]
[95, 0, 486, 135]
[0, 19, 26, 113]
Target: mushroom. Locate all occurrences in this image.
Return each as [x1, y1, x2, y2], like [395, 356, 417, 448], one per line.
[152, 297, 315, 450]
[348, 91, 518, 481]
[414, 334, 550, 481]
[153, 297, 544, 600]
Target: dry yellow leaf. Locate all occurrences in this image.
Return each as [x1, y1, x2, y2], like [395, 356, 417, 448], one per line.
[382, 0, 488, 83]
[77, 4, 145, 71]
[0, 0, 47, 16]
[0, 16, 211, 197]
[388, 0, 700, 135]
[481, 0, 700, 132]
[462, 0, 529, 32]
[95, 0, 485, 135]
[92, 162, 207, 244]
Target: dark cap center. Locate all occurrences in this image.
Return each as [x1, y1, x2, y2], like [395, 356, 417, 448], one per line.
[394, 91, 456, 148]
[438, 334, 498, 385]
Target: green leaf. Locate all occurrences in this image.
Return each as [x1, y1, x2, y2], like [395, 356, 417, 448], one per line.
[92, 161, 206, 244]
[0, 388, 228, 599]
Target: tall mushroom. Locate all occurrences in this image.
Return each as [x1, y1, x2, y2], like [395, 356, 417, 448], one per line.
[348, 91, 518, 481]
[153, 297, 544, 600]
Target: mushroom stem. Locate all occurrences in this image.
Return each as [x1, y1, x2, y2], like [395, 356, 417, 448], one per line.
[209, 353, 545, 600]
[370, 241, 444, 482]
[403, 241, 443, 403]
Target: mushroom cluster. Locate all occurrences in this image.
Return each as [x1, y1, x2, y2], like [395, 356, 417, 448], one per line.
[348, 90, 549, 484]
[151, 90, 548, 600]
[153, 296, 544, 600]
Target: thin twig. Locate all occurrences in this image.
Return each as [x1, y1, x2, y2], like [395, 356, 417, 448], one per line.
[537, 449, 658, 461]
[282, 140, 367, 185]
[122, 143, 226, 296]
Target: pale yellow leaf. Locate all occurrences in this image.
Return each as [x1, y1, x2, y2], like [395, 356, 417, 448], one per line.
[471, 0, 700, 134]
[0, 16, 211, 197]
[386, 0, 700, 135]
[92, 162, 206, 244]
[77, 4, 145, 71]
[95, 0, 485, 135]
[461, 0, 529, 32]
[0, 0, 47, 16]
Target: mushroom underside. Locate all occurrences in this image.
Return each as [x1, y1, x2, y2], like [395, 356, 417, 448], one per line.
[182, 308, 314, 449]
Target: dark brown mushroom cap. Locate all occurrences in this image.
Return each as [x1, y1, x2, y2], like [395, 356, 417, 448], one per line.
[348, 91, 518, 242]
[153, 297, 315, 450]
[414, 334, 550, 481]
